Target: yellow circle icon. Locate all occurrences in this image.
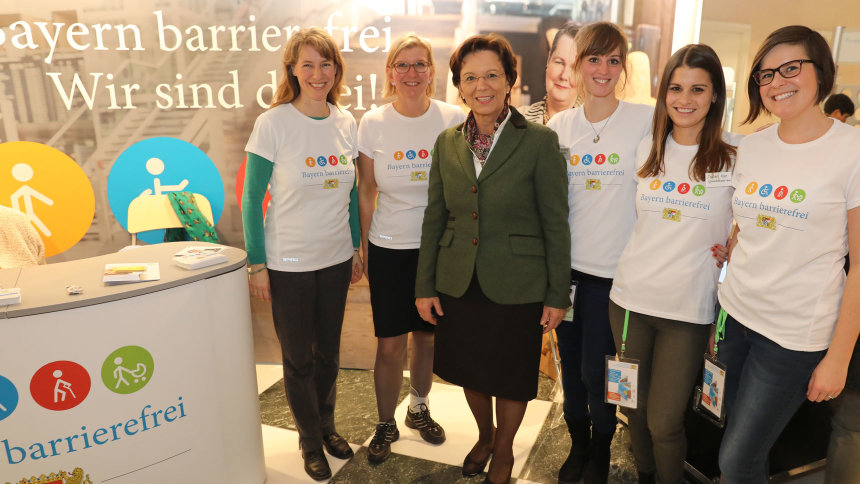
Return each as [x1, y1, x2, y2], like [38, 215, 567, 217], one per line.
[745, 181, 758, 195]
[0, 142, 95, 257]
[650, 179, 661, 190]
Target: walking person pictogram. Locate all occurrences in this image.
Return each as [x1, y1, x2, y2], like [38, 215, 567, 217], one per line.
[52, 369, 76, 403]
[10, 162, 53, 236]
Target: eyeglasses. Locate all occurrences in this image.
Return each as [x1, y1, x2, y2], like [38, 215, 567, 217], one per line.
[392, 61, 430, 73]
[752, 59, 815, 86]
[460, 72, 505, 85]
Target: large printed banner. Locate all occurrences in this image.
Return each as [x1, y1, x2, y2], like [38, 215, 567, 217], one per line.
[0, 0, 641, 259]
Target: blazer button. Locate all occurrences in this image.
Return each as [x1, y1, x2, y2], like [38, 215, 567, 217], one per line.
[472, 237, 478, 245]
[472, 212, 478, 220]
[471, 185, 477, 193]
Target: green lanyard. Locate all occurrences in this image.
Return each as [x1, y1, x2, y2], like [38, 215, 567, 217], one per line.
[621, 310, 630, 358]
[714, 308, 728, 356]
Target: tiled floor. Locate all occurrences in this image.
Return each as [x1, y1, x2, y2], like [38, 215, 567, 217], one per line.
[254, 365, 640, 484]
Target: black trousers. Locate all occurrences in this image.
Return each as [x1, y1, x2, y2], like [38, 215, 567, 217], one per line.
[268, 258, 351, 451]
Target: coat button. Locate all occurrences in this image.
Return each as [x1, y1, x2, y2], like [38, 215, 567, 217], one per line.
[472, 237, 478, 245]
[471, 185, 477, 193]
[472, 212, 478, 220]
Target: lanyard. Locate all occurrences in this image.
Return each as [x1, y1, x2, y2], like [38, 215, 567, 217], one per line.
[621, 310, 630, 358]
[714, 308, 728, 356]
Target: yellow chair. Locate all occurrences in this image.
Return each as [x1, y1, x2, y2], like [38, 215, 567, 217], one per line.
[127, 193, 214, 245]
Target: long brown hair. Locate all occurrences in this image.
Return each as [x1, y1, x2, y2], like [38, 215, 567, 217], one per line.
[639, 44, 735, 182]
[270, 27, 345, 109]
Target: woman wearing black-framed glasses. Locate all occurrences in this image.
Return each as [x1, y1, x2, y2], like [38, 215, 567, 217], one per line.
[356, 32, 465, 465]
[716, 25, 860, 483]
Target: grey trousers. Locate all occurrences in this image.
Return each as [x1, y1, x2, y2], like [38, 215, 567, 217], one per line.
[268, 258, 352, 451]
[609, 300, 711, 484]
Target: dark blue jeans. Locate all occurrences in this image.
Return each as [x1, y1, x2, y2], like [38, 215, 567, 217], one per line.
[555, 272, 618, 436]
[717, 313, 825, 483]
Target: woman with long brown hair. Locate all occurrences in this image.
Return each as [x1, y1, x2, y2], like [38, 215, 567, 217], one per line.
[607, 44, 738, 484]
[242, 27, 362, 481]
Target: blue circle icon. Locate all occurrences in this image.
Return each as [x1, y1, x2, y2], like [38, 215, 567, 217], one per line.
[582, 154, 593, 165]
[759, 184, 773, 197]
[406, 150, 416, 160]
[0, 375, 19, 422]
[316, 156, 327, 167]
[663, 181, 676, 192]
[107, 137, 225, 244]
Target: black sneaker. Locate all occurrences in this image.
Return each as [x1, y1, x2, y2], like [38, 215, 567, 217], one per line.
[405, 403, 446, 444]
[367, 419, 399, 464]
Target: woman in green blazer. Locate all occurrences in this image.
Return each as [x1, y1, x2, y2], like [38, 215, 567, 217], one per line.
[415, 34, 570, 484]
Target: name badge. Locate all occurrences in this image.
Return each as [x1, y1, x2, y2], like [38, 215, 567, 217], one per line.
[605, 356, 639, 409]
[706, 172, 732, 187]
[693, 354, 727, 427]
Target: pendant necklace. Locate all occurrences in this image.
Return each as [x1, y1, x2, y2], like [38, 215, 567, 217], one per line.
[587, 106, 615, 143]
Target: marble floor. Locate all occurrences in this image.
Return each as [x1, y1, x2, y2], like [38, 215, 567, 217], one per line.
[254, 364, 642, 484]
[250, 279, 826, 484]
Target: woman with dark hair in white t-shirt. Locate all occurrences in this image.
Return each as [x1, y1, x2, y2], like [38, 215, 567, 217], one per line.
[547, 22, 653, 484]
[356, 33, 465, 465]
[241, 27, 362, 481]
[716, 25, 860, 483]
[607, 44, 738, 484]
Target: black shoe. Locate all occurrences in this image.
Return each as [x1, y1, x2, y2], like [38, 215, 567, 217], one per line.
[322, 432, 354, 459]
[302, 448, 332, 481]
[367, 419, 399, 464]
[583, 430, 613, 484]
[405, 403, 446, 444]
[462, 438, 493, 477]
[558, 417, 591, 484]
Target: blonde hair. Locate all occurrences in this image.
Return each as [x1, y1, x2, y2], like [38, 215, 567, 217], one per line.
[383, 33, 436, 98]
[270, 27, 345, 109]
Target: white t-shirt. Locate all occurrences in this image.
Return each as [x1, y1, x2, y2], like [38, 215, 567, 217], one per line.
[611, 132, 742, 324]
[718, 122, 860, 351]
[548, 101, 653, 277]
[357, 100, 465, 249]
[245, 102, 358, 272]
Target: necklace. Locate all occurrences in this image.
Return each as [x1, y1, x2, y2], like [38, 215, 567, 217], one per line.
[587, 106, 615, 143]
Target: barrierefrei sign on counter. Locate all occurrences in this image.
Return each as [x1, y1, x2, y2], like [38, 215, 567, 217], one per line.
[0, 268, 264, 483]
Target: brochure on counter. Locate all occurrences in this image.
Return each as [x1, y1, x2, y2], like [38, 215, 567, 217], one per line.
[172, 246, 228, 270]
[103, 263, 161, 285]
[0, 288, 21, 305]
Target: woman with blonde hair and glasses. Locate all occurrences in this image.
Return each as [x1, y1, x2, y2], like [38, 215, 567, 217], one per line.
[242, 27, 362, 481]
[357, 33, 465, 464]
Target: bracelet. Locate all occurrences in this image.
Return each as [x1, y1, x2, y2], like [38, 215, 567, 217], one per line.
[248, 265, 266, 275]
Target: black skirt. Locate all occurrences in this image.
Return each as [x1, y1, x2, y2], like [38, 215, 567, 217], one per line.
[368, 242, 436, 337]
[434, 275, 543, 401]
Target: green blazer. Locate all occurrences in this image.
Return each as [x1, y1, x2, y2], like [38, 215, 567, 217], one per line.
[415, 107, 571, 308]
